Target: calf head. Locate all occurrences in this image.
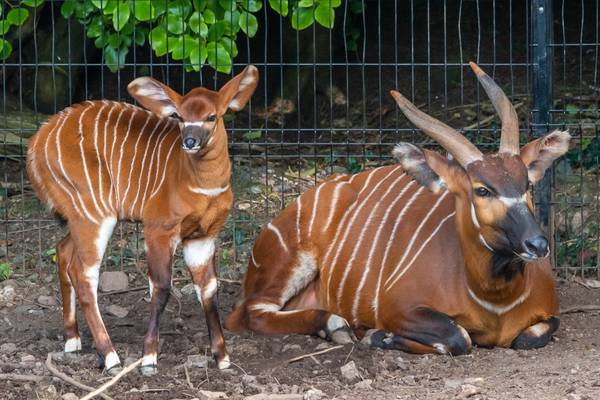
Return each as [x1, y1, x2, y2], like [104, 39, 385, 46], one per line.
[128, 65, 258, 154]
[391, 62, 570, 264]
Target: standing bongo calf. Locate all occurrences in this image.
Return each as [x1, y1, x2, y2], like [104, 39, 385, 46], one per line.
[27, 66, 258, 375]
[226, 63, 569, 354]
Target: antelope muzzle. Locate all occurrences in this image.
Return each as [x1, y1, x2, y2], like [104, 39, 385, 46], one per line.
[182, 124, 212, 153]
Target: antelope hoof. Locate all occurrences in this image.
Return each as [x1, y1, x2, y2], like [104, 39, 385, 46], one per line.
[217, 354, 231, 370]
[64, 337, 82, 353]
[106, 364, 123, 376]
[321, 315, 355, 344]
[139, 364, 158, 376]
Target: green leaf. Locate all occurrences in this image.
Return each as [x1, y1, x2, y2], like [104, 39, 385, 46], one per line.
[218, 0, 236, 11]
[207, 20, 226, 41]
[291, 6, 313, 30]
[314, 2, 334, 28]
[112, 2, 130, 31]
[223, 10, 240, 30]
[206, 41, 231, 73]
[203, 8, 216, 24]
[239, 0, 262, 12]
[101, 0, 118, 15]
[150, 25, 168, 56]
[243, 130, 262, 141]
[220, 36, 237, 57]
[189, 11, 202, 33]
[166, 14, 186, 34]
[95, 33, 108, 47]
[172, 34, 196, 60]
[193, 0, 208, 11]
[566, 104, 580, 115]
[239, 11, 257, 37]
[0, 39, 12, 60]
[133, 0, 153, 21]
[104, 45, 127, 72]
[22, 0, 45, 7]
[86, 16, 104, 38]
[318, 0, 341, 6]
[298, 0, 313, 6]
[7, 8, 29, 26]
[189, 41, 208, 71]
[268, 0, 288, 16]
[91, 0, 111, 10]
[168, 0, 191, 17]
[134, 29, 146, 46]
[153, 1, 167, 16]
[0, 20, 10, 35]
[61, 0, 76, 18]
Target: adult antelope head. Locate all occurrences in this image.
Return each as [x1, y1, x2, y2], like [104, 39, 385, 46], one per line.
[391, 62, 570, 275]
[128, 66, 258, 154]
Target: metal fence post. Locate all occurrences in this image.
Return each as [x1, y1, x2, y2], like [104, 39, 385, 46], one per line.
[532, 0, 554, 231]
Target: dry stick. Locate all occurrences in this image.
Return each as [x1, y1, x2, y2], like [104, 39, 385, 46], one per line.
[44, 354, 113, 400]
[560, 305, 600, 315]
[286, 345, 344, 364]
[183, 364, 194, 391]
[80, 359, 143, 400]
[0, 373, 44, 382]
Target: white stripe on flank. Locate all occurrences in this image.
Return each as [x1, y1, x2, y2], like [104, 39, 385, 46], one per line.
[307, 184, 323, 238]
[139, 121, 173, 211]
[42, 114, 86, 220]
[115, 110, 145, 213]
[467, 286, 530, 315]
[296, 195, 302, 244]
[372, 186, 425, 322]
[251, 251, 260, 268]
[188, 185, 230, 197]
[93, 103, 111, 214]
[120, 113, 153, 213]
[146, 120, 175, 200]
[325, 166, 400, 309]
[323, 166, 385, 307]
[385, 211, 456, 291]
[148, 135, 179, 200]
[107, 106, 127, 208]
[79, 105, 105, 218]
[128, 118, 166, 216]
[384, 190, 450, 290]
[336, 172, 407, 312]
[351, 177, 413, 324]
[321, 182, 349, 234]
[267, 222, 289, 253]
[101, 103, 118, 211]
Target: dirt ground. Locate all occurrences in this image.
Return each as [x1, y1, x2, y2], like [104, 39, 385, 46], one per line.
[0, 275, 599, 400]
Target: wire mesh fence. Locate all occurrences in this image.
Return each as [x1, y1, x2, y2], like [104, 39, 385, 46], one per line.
[0, 0, 598, 280]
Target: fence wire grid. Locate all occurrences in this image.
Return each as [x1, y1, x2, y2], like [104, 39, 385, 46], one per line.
[0, 0, 599, 280]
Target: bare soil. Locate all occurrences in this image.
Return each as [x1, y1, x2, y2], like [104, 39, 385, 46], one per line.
[0, 276, 598, 400]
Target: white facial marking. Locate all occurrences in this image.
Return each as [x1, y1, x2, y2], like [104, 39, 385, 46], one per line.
[141, 352, 157, 367]
[479, 233, 495, 252]
[470, 203, 481, 229]
[64, 337, 82, 353]
[498, 194, 528, 207]
[183, 121, 205, 127]
[183, 238, 215, 268]
[104, 351, 121, 370]
[188, 185, 230, 197]
[467, 287, 530, 315]
[267, 222, 289, 254]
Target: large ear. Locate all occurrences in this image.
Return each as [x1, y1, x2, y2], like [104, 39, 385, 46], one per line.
[217, 65, 259, 115]
[392, 143, 465, 194]
[520, 130, 571, 184]
[127, 77, 182, 117]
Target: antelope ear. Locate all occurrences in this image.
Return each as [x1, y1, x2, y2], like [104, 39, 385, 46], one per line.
[393, 143, 463, 194]
[520, 130, 571, 184]
[127, 77, 182, 117]
[217, 65, 259, 115]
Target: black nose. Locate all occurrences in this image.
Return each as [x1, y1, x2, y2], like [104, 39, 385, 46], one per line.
[184, 137, 197, 149]
[523, 235, 549, 258]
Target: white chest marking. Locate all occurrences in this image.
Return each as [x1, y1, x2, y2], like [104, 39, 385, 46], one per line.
[467, 287, 530, 315]
[188, 184, 229, 197]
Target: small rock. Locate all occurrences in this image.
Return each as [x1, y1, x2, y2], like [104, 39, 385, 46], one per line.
[181, 283, 196, 296]
[186, 354, 211, 369]
[314, 343, 330, 350]
[105, 304, 129, 318]
[303, 388, 326, 400]
[42, 384, 57, 397]
[198, 390, 227, 400]
[0, 285, 16, 305]
[402, 375, 417, 386]
[99, 271, 129, 292]
[20, 354, 36, 365]
[354, 379, 372, 390]
[37, 295, 56, 307]
[460, 384, 481, 398]
[444, 378, 463, 389]
[43, 275, 54, 283]
[394, 356, 407, 370]
[340, 361, 360, 382]
[1, 342, 17, 354]
[61, 393, 78, 400]
[282, 344, 301, 353]
[464, 377, 484, 385]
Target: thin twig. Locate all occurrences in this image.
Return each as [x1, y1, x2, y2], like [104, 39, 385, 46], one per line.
[286, 345, 344, 364]
[229, 361, 248, 376]
[44, 354, 113, 400]
[80, 358, 142, 400]
[0, 373, 44, 382]
[560, 305, 600, 315]
[184, 364, 194, 390]
[343, 345, 355, 364]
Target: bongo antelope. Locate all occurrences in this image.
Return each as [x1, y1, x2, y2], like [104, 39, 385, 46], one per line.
[26, 66, 258, 375]
[226, 63, 569, 354]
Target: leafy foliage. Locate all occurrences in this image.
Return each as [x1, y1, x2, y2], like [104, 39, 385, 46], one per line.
[1, 0, 358, 73]
[0, 0, 42, 60]
[0, 262, 13, 281]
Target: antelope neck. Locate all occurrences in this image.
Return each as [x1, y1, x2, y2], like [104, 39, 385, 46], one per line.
[456, 196, 528, 306]
[178, 122, 231, 191]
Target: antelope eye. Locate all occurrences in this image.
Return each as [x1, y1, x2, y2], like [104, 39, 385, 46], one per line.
[206, 114, 216, 122]
[170, 112, 183, 122]
[475, 187, 491, 197]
